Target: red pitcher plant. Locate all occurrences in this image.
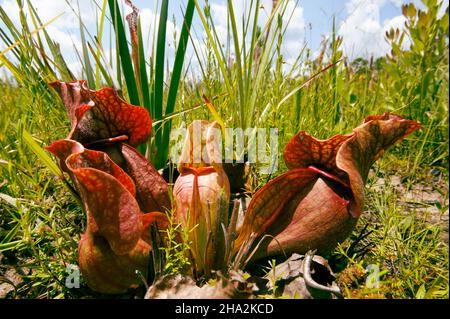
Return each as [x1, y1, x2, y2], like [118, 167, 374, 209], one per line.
[46, 80, 420, 294]
[234, 113, 420, 262]
[46, 81, 170, 293]
[173, 120, 231, 276]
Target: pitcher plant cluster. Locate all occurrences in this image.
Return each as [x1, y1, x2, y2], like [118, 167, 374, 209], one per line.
[45, 79, 420, 294]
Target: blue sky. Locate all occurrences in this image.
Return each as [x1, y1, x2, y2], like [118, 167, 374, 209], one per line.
[0, 0, 448, 77]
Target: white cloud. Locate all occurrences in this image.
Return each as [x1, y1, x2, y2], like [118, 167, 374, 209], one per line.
[210, 2, 228, 43]
[338, 0, 407, 58]
[67, 61, 83, 76]
[139, 8, 158, 51]
[281, 1, 305, 61]
[46, 25, 82, 55]
[338, 0, 449, 58]
[0, 0, 96, 30]
[438, 0, 449, 17]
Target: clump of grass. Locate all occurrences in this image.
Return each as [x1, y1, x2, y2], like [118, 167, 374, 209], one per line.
[159, 207, 192, 276]
[331, 158, 448, 299]
[0, 86, 81, 298]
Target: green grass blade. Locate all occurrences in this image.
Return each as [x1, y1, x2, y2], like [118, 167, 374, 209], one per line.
[107, 0, 139, 105]
[150, 0, 169, 167]
[78, 1, 95, 86]
[88, 41, 115, 88]
[27, 2, 74, 80]
[153, 0, 169, 120]
[194, 0, 232, 94]
[156, 0, 195, 169]
[273, 60, 341, 116]
[245, 0, 260, 94]
[227, 0, 245, 129]
[20, 129, 63, 179]
[96, 0, 108, 88]
[137, 18, 150, 109]
[0, 10, 63, 57]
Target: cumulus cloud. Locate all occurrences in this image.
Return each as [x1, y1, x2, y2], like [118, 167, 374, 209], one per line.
[209, 1, 229, 44]
[438, 0, 450, 17]
[0, 0, 96, 30]
[338, 0, 407, 58]
[139, 8, 158, 50]
[338, 0, 448, 59]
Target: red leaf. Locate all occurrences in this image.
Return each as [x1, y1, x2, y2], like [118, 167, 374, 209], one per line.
[48, 81, 93, 139]
[46, 78, 172, 293]
[234, 168, 319, 252]
[174, 166, 230, 273]
[45, 139, 85, 173]
[283, 112, 420, 218]
[173, 121, 229, 274]
[262, 175, 356, 257]
[336, 112, 421, 217]
[66, 147, 136, 197]
[284, 131, 352, 180]
[78, 233, 150, 294]
[50, 143, 172, 294]
[121, 143, 171, 213]
[49, 80, 151, 146]
[141, 212, 170, 231]
[237, 113, 420, 258]
[67, 153, 142, 255]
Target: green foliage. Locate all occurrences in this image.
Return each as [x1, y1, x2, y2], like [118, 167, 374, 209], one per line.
[333, 169, 449, 299]
[107, 0, 139, 104]
[152, 0, 196, 169]
[383, 0, 449, 170]
[159, 208, 192, 276]
[0, 83, 81, 298]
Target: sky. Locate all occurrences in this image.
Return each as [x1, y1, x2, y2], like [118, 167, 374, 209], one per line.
[0, 0, 448, 77]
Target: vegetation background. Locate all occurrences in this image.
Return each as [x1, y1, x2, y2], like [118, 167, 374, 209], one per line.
[0, 0, 448, 298]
